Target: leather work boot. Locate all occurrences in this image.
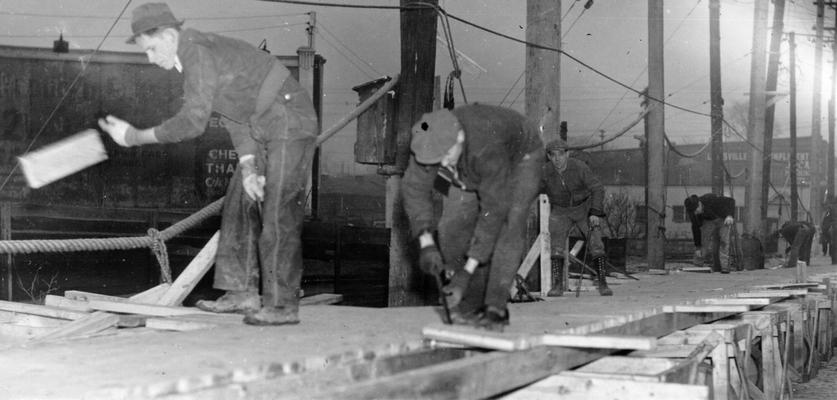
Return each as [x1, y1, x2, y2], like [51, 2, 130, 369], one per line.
[595, 257, 613, 296]
[448, 305, 482, 325]
[195, 290, 260, 313]
[546, 256, 564, 297]
[243, 306, 300, 326]
[473, 305, 510, 332]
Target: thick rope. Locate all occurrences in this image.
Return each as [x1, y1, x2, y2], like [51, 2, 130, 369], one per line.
[0, 198, 223, 255]
[148, 228, 172, 284]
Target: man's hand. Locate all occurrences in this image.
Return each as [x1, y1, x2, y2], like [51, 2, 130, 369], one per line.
[724, 216, 734, 226]
[694, 248, 703, 259]
[97, 115, 132, 147]
[419, 245, 444, 275]
[240, 155, 265, 202]
[243, 174, 266, 202]
[589, 215, 601, 228]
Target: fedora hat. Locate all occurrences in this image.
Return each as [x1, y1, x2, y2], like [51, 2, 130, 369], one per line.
[127, 3, 184, 44]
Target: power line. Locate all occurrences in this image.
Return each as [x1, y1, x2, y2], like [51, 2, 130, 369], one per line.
[0, 10, 310, 20]
[318, 21, 383, 76]
[315, 31, 376, 79]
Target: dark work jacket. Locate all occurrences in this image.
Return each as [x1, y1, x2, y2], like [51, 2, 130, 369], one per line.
[154, 28, 295, 157]
[402, 104, 543, 263]
[541, 157, 605, 216]
[688, 193, 736, 247]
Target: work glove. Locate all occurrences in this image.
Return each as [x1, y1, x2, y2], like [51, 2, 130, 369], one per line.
[442, 268, 472, 309]
[97, 115, 133, 147]
[724, 216, 734, 226]
[419, 245, 444, 275]
[588, 215, 601, 228]
[240, 155, 265, 202]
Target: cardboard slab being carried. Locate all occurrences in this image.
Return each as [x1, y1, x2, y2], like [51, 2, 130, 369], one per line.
[18, 129, 108, 189]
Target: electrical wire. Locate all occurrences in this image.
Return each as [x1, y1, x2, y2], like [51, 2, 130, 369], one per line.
[318, 21, 383, 76]
[0, 0, 134, 195]
[316, 31, 376, 79]
[498, 70, 524, 107]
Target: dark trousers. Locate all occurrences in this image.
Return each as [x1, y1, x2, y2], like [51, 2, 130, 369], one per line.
[436, 150, 543, 313]
[213, 92, 317, 311]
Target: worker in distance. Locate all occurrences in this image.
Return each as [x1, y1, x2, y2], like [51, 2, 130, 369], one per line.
[402, 104, 544, 331]
[98, 2, 318, 326]
[684, 193, 737, 273]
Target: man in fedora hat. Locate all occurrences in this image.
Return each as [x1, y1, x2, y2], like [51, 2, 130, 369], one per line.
[541, 137, 611, 296]
[98, 2, 318, 326]
[402, 104, 545, 331]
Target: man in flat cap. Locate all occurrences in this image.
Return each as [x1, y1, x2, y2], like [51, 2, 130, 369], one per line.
[402, 104, 544, 331]
[98, 3, 318, 325]
[541, 138, 610, 296]
[684, 193, 736, 273]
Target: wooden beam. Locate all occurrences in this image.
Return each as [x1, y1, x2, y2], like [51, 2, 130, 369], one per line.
[663, 305, 752, 313]
[698, 297, 774, 306]
[738, 289, 806, 297]
[157, 232, 219, 306]
[43, 294, 94, 312]
[504, 374, 709, 400]
[299, 293, 343, 306]
[0, 299, 88, 320]
[86, 300, 217, 317]
[423, 324, 655, 352]
[35, 311, 120, 341]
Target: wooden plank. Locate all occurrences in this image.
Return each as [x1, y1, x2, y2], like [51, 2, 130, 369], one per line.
[86, 300, 217, 317]
[63, 290, 129, 303]
[35, 311, 120, 341]
[422, 324, 655, 351]
[145, 318, 218, 331]
[681, 267, 712, 273]
[737, 289, 807, 297]
[157, 232, 219, 306]
[0, 299, 88, 320]
[43, 294, 94, 312]
[0, 310, 65, 327]
[500, 374, 710, 400]
[698, 297, 774, 306]
[299, 293, 343, 306]
[663, 304, 752, 313]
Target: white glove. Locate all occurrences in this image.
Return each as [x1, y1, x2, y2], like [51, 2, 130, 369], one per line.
[589, 215, 601, 228]
[724, 216, 734, 226]
[97, 115, 132, 147]
[243, 174, 266, 202]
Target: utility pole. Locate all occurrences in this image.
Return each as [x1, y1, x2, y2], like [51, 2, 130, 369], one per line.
[828, 2, 837, 197]
[761, 0, 785, 218]
[646, 0, 665, 270]
[525, 0, 561, 142]
[790, 32, 799, 221]
[811, 0, 825, 221]
[709, 0, 725, 195]
[744, 0, 768, 244]
[387, 0, 438, 307]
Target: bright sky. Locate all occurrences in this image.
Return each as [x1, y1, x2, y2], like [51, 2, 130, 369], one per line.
[0, 0, 832, 176]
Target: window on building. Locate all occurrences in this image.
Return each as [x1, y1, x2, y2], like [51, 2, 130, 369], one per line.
[672, 205, 686, 223]
[635, 205, 647, 224]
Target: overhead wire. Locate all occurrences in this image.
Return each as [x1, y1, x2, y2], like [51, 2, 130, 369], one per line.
[317, 22, 381, 78]
[0, 0, 134, 195]
[315, 30, 377, 79]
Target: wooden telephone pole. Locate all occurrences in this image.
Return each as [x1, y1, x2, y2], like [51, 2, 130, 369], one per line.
[828, 2, 837, 197]
[387, 0, 438, 306]
[761, 0, 785, 219]
[789, 32, 799, 221]
[646, 0, 665, 270]
[709, 0, 724, 195]
[811, 0, 825, 221]
[743, 0, 769, 242]
[525, 0, 561, 141]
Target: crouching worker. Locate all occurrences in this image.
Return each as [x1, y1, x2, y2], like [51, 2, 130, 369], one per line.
[98, 3, 318, 325]
[778, 220, 814, 269]
[402, 104, 544, 331]
[684, 194, 736, 273]
[541, 138, 611, 296]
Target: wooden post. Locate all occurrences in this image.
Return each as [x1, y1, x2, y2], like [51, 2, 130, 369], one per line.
[811, 0, 826, 221]
[525, 0, 561, 141]
[709, 0, 724, 195]
[0, 202, 10, 301]
[387, 0, 438, 307]
[789, 32, 799, 221]
[829, 4, 837, 197]
[744, 0, 769, 243]
[646, 0, 666, 270]
[761, 0, 785, 219]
